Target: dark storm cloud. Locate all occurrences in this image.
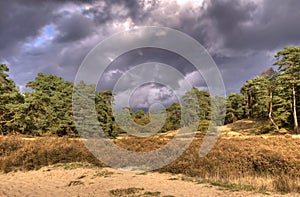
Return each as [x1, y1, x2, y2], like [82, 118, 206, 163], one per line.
[216, 52, 274, 93]
[202, 0, 300, 52]
[97, 47, 207, 91]
[54, 14, 95, 43]
[82, 0, 148, 25]
[243, 0, 300, 50]
[0, 1, 53, 55]
[1, 0, 300, 97]
[204, 0, 256, 37]
[0, 0, 97, 54]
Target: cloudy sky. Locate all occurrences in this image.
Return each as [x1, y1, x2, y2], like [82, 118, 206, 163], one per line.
[1, 0, 300, 109]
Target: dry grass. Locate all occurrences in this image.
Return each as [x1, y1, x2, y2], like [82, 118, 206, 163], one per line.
[0, 134, 299, 194]
[0, 136, 104, 172]
[113, 134, 300, 194]
[163, 136, 300, 193]
[68, 180, 84, 187]
[109, 187, 164, 197]
[109, 187, 144, 196]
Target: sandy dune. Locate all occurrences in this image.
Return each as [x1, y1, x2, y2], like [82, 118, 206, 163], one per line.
[0, 165, 294, 197]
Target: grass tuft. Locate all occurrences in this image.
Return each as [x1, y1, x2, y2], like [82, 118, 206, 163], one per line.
[68, 180, 84, 187]
[109, 187, 144, 196]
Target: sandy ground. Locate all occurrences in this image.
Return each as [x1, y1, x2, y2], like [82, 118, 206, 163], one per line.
[0, 165, 296, 197]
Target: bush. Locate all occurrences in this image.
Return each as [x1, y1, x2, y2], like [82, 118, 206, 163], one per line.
[0, 136, 104, 172]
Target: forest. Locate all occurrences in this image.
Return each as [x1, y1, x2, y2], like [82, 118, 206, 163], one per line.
[0, 46, 299, 137]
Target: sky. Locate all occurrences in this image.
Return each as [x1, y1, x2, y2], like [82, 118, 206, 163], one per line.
[1, 0, 300, 109]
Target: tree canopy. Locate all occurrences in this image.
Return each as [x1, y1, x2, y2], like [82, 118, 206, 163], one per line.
[0, 46, 299, 136]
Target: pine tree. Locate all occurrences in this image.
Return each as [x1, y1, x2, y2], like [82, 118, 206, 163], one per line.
[11, 73, 76, 136]
[0, 64, 24, 135]
[225, 93, 244, 124]
[181, 88, 200, 128]
[240, 77, 270, 120]
[161, 103, 181, 132]
[95, 90, 117, 137]
[274, 46, 300, 133]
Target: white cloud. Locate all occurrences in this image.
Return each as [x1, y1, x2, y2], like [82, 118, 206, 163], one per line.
[114, 83, 178, 110]
[173, 0, 204, 6]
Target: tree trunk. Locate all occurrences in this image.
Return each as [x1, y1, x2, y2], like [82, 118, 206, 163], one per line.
[245, 95, 249, 118]
[292, 82, 299, 133]
[268, 91, 279, 132]
[250, 94, 253, 118]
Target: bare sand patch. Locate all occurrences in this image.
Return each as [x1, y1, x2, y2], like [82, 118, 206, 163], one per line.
[0, 165, 295, 197]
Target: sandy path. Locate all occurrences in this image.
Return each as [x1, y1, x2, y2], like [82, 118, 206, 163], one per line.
[0, 165, 294, 197]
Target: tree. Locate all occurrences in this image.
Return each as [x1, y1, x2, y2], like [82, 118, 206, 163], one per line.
[211, 95, 226, 126]
[240, 79, 254, 118]
[262, 68, 293, 132]
[240, 77, 269, 120]
[0, 64, 24, 134]
[181, 88, 200, 128]
[95, 90, 118, 137]
[225, 93, 244, 124]
[265, 75, 279, 132]
[192, 88, 211, 121]
[274, 46, 300, 133]
[73, 81, 118, 138]
[161, 102, 181, 132]
[73, 81, 103, 138]
[11, 73, 76, 136]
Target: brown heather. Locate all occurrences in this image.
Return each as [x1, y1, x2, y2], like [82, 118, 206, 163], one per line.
[0, 134, 299, 193]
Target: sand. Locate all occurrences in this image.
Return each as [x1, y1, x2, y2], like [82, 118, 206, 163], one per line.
[0, 165, 295, 197]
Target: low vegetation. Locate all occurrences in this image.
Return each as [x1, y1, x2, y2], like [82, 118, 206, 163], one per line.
[109, 187, 164, 197]
[68, 180, 84, 187]
[0, 134, 299, 194]
[109, 187, 144, 196]
[0, 136, 104, 172]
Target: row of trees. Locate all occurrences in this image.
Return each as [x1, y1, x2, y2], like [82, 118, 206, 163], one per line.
[0, 69, 116, 137]
[0, 64, 214, 137]
[0, 46, 299, 136]
[226, 46, 300, 133]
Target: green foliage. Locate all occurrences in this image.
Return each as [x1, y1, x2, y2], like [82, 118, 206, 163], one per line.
[240, 76, 269, 119]
[211, 96, 226, 126]
[10, 73, 76, 136]
[132, 109, 150, 126]
[193, 88, 211, 120]
[73, 81, 117, 137]
[236, 46, 300, 133]
[181, 88, 200, 127]
[225, 93, 244, 124]
[0, 64, 24, 134]
[273, 46, 300, 133]
[96, 90, 118, 137]
[161, 103, 181, 132]
[1, 45, 300, 137]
